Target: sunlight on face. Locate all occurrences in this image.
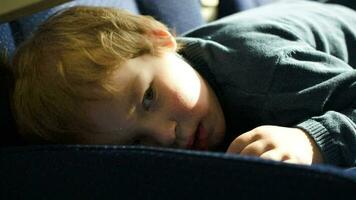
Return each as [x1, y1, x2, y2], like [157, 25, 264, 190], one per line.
[83, 52, 226, 150]
[161, 53, 201, 112]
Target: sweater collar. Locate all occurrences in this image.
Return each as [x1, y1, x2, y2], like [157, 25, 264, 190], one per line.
[176, 37, 223, 103]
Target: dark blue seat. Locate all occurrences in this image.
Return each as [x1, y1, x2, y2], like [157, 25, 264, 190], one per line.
[0, 23, 15, 56]
[1, 145, 356, 199]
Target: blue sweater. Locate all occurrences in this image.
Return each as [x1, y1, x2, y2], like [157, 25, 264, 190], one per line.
[178, 1, 356, 167]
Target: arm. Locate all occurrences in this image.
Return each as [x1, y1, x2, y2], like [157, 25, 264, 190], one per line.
[247, 2, 356, 166]
[226, 50, 356, 166]
[228, 45, 356, 166]
[183, 1, 356, 166]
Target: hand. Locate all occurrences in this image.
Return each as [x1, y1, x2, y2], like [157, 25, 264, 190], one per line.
[226, 125, 323, 165]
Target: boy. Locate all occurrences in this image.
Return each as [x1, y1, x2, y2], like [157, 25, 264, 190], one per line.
[11, 1, 356, 167]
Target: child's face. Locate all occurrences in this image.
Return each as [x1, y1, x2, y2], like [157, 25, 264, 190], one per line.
[83, 52, 226, 150]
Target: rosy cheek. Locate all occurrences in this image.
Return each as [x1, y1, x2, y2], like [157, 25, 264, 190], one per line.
[170, 78, 201, 110]
[160, 55, 204, 118]
[166, 88, 201, 118]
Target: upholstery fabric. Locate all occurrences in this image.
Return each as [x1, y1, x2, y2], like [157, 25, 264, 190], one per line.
[11, 0, 140, 44]
[137, 0, 205, 34]
[217, 0, 274, 18]
[0, 23, 15, 58]
[1, 145, 356, 199]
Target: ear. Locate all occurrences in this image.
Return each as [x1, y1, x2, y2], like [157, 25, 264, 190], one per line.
[150, 29, 177, 51]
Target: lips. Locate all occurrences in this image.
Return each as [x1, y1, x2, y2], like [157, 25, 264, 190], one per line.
[186, 123, 208, 150]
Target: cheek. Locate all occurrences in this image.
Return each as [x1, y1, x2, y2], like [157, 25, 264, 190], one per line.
[164, 71, 206, 117]
[169, 90, 195, 114]
[173, 87, 199, 110]
[173, 65, 201, 106]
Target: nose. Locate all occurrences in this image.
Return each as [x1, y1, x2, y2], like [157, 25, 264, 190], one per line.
[141, 114, 177, 147]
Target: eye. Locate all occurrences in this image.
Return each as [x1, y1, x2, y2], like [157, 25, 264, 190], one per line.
[142, 85, 155, 111]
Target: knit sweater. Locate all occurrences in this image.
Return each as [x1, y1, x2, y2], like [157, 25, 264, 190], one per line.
[178, 1, 356, 167]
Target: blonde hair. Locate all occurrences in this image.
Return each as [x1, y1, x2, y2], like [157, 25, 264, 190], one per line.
[12, 6, 179, 143]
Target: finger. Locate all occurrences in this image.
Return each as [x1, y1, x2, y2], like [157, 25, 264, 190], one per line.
[260, 150, 285, 161]
[226, 130, 261, 153]
[240, 140, 274, 157]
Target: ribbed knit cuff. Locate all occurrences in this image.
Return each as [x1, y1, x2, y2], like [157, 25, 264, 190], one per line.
[295, 119, 339, 164]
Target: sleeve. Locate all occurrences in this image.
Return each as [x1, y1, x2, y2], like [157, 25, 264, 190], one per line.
[293, 72, 356, 167]
[262, 3, 356, 167]
[296, 108, 356, 166]
[268, 47, 356, 167]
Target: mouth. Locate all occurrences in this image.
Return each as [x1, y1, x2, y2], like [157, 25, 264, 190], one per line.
[186, 123, 208, 150]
